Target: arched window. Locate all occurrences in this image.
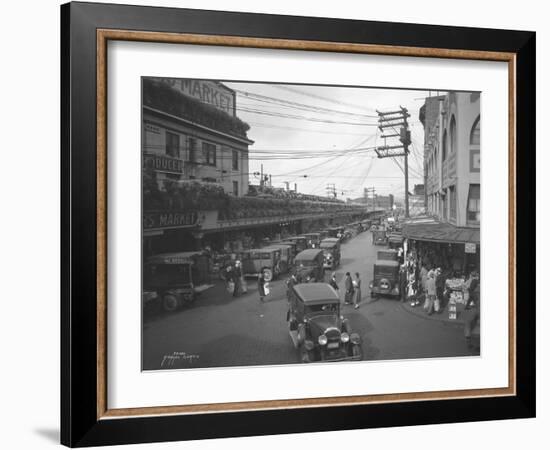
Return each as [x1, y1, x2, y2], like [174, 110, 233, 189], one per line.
[442, 129, 448, 161]
[449, 115, 457, 154]
[470, 116, 480, 145]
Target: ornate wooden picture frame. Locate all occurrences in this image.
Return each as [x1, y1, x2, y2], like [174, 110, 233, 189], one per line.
[61, 2, 535, 447]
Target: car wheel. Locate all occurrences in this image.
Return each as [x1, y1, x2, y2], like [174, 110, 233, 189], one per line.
[263, 268, 273, 282]
[162, 294, 179, 312]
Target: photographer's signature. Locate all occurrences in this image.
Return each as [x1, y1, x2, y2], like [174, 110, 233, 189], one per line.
[161, 351, 200, 368]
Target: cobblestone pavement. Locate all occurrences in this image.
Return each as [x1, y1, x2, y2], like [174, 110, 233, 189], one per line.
[143, 231, 476, 371]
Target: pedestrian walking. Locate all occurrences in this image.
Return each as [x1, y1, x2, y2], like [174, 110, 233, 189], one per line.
[420, 263, 429, 309]
[329, 272, 339, 292]
[344, 272, 354, 305]
[258, 271, 267, 302]
[233, 260, 242, 297]
[353, 272, 362, 309]
[399, 264, 408, 302]
[407, 267, 419, 306]
[286, 272, 298, 298]
[425, 269, 437, 315]
[225, 265, 235, 295]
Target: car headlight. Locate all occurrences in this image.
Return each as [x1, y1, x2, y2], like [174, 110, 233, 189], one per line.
[304, 340, 315, 351]
[350, 333, 361, 345]
[340, 332, 350, 343]
[318, 335, 328, 345]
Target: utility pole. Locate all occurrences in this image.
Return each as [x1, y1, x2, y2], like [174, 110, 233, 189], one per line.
[364, 187, 375, 211]
[260, 164, 264, 188]
[326, 183, 337, 198]
[375, 106, 411, 217]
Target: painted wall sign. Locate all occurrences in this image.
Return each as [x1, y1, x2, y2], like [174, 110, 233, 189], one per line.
[465, 242, 477, 254]
[143, 153, 184, 174]
[143, 211, 198, 230]
[155, 78, 236, 116]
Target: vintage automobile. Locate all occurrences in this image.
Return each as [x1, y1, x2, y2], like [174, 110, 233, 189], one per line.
[318, 230, 329, 241]
[342, 228, 355, 241]
[377, 249, 398, 262]
[327, 226, 345, 242]
[283, 235, 308, 253]
[143, 252, 200, 312]
[372, 228, 387, 245]
[241, 247, 283, 281]
[369, 259, 401, 298]
[361, 219, 372, 230]
[387, 232, 404, 249]
[267, 243, 294, 269]
[319, 238, 341, 269]
[293, 249, 325, 283]
[303, 232, 322, 249]
[287, 283, 362, 363]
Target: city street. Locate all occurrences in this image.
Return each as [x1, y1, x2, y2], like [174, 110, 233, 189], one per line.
[143, 230, 474, 370]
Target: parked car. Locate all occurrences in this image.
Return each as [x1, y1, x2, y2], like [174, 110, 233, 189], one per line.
[369, 259, 401, 298]
[266, 244, 293, 271]
[241, 247, 283, 281]
[283, 236, 308, 253]
[372, 229, 387, 245]
[273, 240, 298, 264]
[286, 283, 362, 363]
[327, 226, 345, 242]
[377, 249, 398, 262]
[293, 249, 325, 283]
[387, 232, 404, 249]
[303, 232, 322, 249]
[320, 238, 341, 269]
[143, 252, 200, 312]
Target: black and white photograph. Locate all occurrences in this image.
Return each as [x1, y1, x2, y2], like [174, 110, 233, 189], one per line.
[141, 77, 481, 370]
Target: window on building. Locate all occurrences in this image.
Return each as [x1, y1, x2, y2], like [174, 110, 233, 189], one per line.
[442, 129, 448, 161]
[467, 184, 480, 225]
[470, 116, 480, 145]
[232, 150, 239, 170]
[449, 115, 457, 154]
[449, 185, 457, 221]
[232, 181, 239, 196]
[188, 137, 196, 162]
[202, 142, 217, 166]
[165, 131, 180, 158]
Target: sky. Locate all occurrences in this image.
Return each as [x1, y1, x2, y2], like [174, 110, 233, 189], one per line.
[224, 81, 443, 201]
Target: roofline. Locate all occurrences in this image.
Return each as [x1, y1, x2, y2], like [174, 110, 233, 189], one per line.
[144, 105, 255, 145]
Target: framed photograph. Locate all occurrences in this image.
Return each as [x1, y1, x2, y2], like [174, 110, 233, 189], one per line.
[61, 1, 535, 447]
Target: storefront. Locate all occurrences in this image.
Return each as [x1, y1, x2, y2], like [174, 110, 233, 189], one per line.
[402, 217, 480, 276]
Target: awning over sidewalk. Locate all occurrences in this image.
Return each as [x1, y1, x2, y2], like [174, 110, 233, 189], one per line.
[402, 217, 479, 244]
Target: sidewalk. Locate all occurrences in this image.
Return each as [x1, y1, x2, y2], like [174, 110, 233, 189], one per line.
[400, 299, 469, 325]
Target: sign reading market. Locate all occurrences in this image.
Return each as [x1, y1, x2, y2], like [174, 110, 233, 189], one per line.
[154, 77, 236, 116]
[143, 211, 199, 230]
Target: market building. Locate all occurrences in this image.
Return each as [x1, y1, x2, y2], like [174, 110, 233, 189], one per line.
[142, 78, 369, 256]
[143, 77, 252, 197]
[142, 77, 254, 255]
[403, 92, 480, 274]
